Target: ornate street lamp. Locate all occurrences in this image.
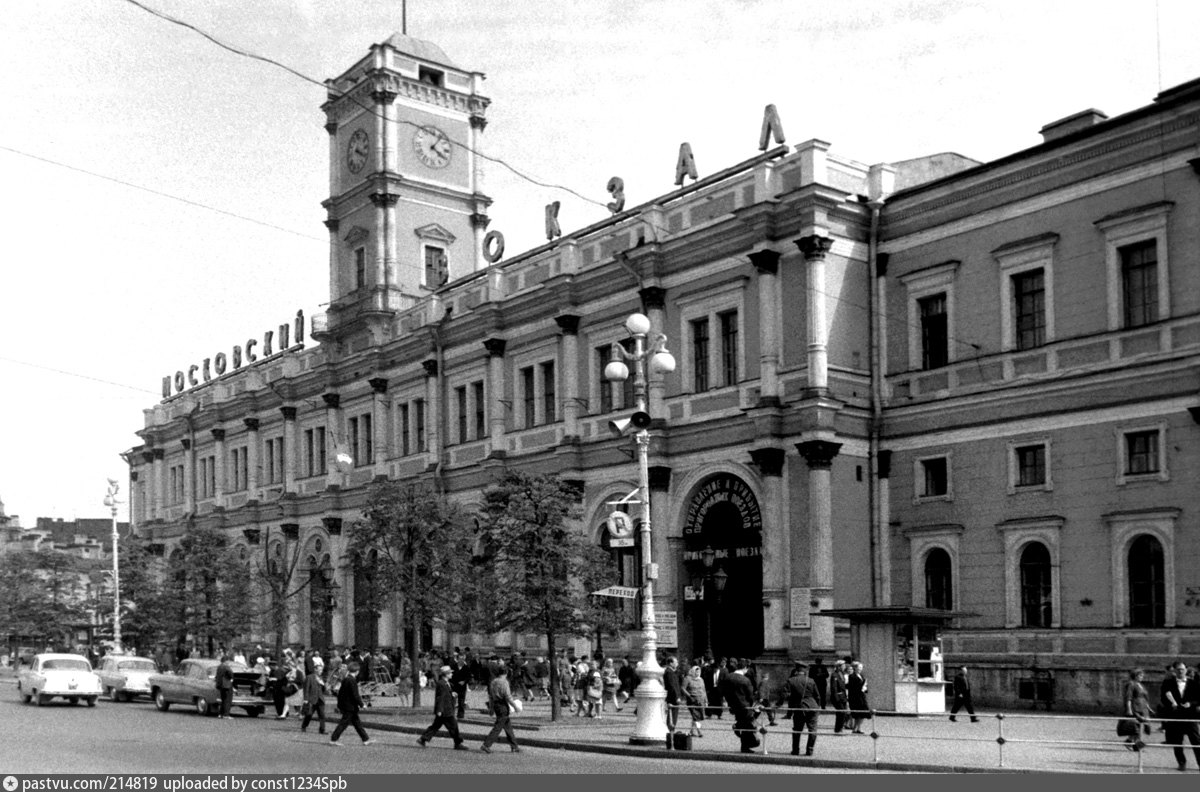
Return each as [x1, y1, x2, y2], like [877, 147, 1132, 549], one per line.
[701, 546, 716, 655]
[102, 479, 122, 653]
[605, 312, 675, 745]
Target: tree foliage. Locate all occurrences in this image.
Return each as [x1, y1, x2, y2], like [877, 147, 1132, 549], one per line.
[0, 548, 89, 649]
[476, 471, 617, 720]
[161, 523, 253, 656]
[348, 479, 473, 707]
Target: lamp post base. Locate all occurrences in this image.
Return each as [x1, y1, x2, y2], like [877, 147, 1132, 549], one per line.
[629, 641, 667, 744]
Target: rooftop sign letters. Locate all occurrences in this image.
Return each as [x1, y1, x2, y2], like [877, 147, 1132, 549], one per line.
[161, 310, 306, 400]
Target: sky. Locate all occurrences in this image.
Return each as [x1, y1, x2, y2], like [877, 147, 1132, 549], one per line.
[3, 0, 1200, 524]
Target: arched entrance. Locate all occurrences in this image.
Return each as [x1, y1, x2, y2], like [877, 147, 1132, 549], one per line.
[306, 549, 335, 651]
[682, 474, 763, 660]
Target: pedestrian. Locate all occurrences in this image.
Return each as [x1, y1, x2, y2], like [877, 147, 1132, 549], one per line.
[781, 662, 820, 756]
[701, 655, 724, 719]
[720, 658, 761, 754]
[300, 659, 326, 735]
[480, 666, 521, 753]
[809, 658, 829, 709]
[683, 664, 708, 738]
[848, 660, 869, 734]
[269, 658, 290, 719]
[829, 658, 850, 733]
[533, 656, 551, 700]
[214, 653, 234, 720]
[450, 652, 471, 719]
[418, 666, 467, 751]
[329, 659, 372, 746]
[618, 655, 636, 708]
[949, 666, 979, 723]
[1159, 659, 1200, 771]
[584, 659, 604, 718]
[1118, 667, 1152, 750]
[662, 656, 683, 732]
[600, 657, 621, 713]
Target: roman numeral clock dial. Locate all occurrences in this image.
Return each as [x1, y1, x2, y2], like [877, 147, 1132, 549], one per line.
[413, 125, 451, 169]
[346, 128, 369, 174]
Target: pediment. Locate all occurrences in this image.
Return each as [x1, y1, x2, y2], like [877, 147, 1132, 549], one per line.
[413, 223, 457, 244]
[343, 225, 369, 246]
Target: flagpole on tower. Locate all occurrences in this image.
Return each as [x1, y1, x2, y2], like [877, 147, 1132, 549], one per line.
[402, 0, 407, 35]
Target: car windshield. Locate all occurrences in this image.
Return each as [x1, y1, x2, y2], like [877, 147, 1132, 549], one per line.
[43, 659, 92, 672]
[118, 660, 157, 672]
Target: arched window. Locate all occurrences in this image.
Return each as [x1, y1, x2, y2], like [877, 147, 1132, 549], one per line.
[1019, 542, 1052, 627]
[924, 548, 953, 610]
[1128, 534, 1165, 627]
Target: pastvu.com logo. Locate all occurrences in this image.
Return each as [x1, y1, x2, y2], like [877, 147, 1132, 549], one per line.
[3, 775, 18, 792]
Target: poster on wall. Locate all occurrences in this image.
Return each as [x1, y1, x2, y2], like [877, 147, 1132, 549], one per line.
[789, 587, 811, 629]
[655, 610, 678, 647]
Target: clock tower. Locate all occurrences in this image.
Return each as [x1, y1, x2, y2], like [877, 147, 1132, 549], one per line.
[320, 34, 490, 338]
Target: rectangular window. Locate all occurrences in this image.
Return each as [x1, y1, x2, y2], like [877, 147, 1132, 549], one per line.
[719, 310, 738, 387]
[354, 247, 366, 291]
[414, 400, 427, 452]
[350, 414, 373, 467]
[265, 438, 282, 484]
[199, 455, 216, 498]
[455, 385, 468, 444]
[230, 447, 247, 492]
[399, 404, 411, 456]
[473, 380, 486, 439]
[1012, 269, 1045, 350]
[521, 366, 536, 428]
[424, 245, 447, 287]
[1121, 240, 1158, 328]
[304, 427, 326, 477]
[597, 345, 615, 414]
[691, 318, 710, 392]
[920, 457, 948, 498]
[919, 294, 948, 369]
[541, 361, 556, 424]
[1125, 430, 1159, 475]
[1015, 444, 1045, 487]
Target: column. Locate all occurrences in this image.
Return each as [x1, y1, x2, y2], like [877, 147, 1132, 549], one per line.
[244, 418, 261, 498]
[211, 429, 227, 506]
[483, 338, 507, 455]
[369, 378, 389, 476]
[181, 438, 195, 513]
[877, 450, 893, 606]
[324, 119, 339, 198]
[152, 448, 166, 519]
[648, 466, 673, 616]
[323, 218, 340, 304]
[749, 249, 782, 405]
[796, 234, 834, 394]
[555, 315, 581, 439]
[796, 439, 841, 652]
[280, 408, 297, 493]
[281, 523, 302, 645]
[322, 394, 341, 488]
[639, 286, 668, 417]
[470, 111, 489, 273]
[422, 359, 441, 461]
[369, 193, 398, 297]
[749, 448, 787, 649]
[141, 451, 157, 520]
[323, 518, 347, 646]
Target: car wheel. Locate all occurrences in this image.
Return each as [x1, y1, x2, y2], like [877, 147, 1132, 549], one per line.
[86, 697, 97, 708]
[18, 683, 30, 704]
[194, 697, 210, 716]
[154, 691, 170, 711]
[35, 693, 47, 706]
[68, 697, 79, 705]
[108, 687, 120, 702]
[245, 707, 262, 718]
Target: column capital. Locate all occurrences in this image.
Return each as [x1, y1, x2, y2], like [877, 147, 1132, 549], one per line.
[469, 114, 488, 131]
[648, 465, 672, 492]
[180, 438, 191, 451]
[795, 439, 842, 469]
[368, 377, 389, 394]
[795, 234, 834, 260]
[211, 428, 226, 442]
[142, 451, 155, 464]
[639, 286, 667, 312]
[483, 337, 507, 357]
[422, 359, 439, 378]
[280, 523, 300, 540]
[322, 516, 343, 536]
[152, 448, 166, 460]
[323, 218, 340, 233]
[748, 249, 781, 275]
[280, 406, 298, 421]
[322, 393, 341, 409]
[470, 212, 491, 230]
[554, 314, 581, 335]
[242, 528, 261, 545]
[749, 447, 785, 477]
[371, 89, 397, 105]
[369, 192, 400, 208]
[324, 121, 338, 136]
[243, 417, 261, 432]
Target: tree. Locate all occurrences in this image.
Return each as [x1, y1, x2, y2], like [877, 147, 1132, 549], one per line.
[251, 527, 312, 661]
[0, 548, 88, 651]
[348, 480, 472, 708]
[115, 537, 176, 653]
[162, 523, 253, 656]
[477, 471, 617, 721]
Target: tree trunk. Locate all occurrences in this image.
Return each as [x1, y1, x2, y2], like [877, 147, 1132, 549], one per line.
[547, 629, 559, 721]
[408, 580, 422, 708]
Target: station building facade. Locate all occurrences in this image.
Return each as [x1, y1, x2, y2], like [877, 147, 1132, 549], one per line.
[127, 34, 1200, 710]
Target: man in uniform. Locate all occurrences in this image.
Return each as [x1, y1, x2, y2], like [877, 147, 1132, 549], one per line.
[782, 662, 820, 756]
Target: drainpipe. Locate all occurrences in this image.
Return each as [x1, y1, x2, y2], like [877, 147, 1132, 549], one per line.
[867, 200, 883, 607]
[428, 306, 453, 494]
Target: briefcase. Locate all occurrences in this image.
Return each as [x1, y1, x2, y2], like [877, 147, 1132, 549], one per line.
[672, 732, 693, 751]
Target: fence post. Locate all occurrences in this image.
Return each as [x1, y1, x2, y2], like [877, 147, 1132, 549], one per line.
[996, 713, 1006, 769]
[870, 710, 878, 765]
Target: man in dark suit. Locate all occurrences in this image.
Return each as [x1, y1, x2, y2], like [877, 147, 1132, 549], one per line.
[418, 665, 467, 750]
[450, 652, 471, 718]
[809, 658, 829, 709]
[663, 656, 684, 732]
[329, 659, 371, 746]
[829, 658, 850, 733]
[950, 667, 979, 722]
[781, 662, 820, 756]
[720, 658, 760, 754]
[214, 653, 234, 719]
[1160, 659, 1200, 771]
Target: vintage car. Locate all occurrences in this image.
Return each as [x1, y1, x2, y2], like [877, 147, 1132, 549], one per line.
[17, 653, 102, 706]
[148, 658, 268, 717]
[96, 655, 159, 701]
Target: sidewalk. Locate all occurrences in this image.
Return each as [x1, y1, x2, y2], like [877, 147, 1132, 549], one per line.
[357, 688, 1191, 774]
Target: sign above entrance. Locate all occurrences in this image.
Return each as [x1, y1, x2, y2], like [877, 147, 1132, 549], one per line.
[683, 474, 762, 537]
[682, 546, 761, 562]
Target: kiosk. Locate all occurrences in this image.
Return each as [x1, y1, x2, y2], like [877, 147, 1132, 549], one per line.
[822, 606, 963, 714]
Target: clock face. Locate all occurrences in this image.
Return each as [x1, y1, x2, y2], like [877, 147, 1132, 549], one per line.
[346, 128, 369, 174]
[413, 125, 451, 169]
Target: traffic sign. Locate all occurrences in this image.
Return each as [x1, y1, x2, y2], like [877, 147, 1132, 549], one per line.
[591, 585, 639, 599]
